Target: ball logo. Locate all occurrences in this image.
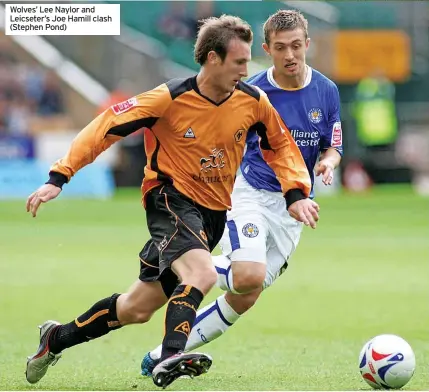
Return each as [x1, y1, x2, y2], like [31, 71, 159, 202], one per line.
[308, 108, 323, 124]
[331, 121, 342, 147]
[242, 223, 259, 238]
[111, 97, 138, 115]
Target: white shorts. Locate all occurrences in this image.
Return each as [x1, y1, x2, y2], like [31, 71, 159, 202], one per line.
[219, 174, 303, 288]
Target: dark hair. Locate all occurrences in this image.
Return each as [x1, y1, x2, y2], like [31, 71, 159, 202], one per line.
[194, 14, 253, 65]
[263, 10, 308, 45]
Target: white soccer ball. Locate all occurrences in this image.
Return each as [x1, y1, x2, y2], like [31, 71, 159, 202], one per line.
[358, 334, 416, 389]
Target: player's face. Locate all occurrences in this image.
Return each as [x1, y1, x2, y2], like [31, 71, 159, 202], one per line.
[216, 38, 251, 93]
[263, 29, 309, 79]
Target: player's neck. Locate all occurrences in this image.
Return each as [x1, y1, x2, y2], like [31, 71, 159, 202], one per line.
[196, 71, 231, 103]
[273, 65, 308, 89]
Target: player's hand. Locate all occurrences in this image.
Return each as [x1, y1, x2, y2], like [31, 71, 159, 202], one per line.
[26, 184, 62, 218]
[315, 159, 334, 185]
[288, 198, 320, 229]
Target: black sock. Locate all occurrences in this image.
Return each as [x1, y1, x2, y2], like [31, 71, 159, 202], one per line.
[161, 285, 204, 361]
[49, 293, 122, 354]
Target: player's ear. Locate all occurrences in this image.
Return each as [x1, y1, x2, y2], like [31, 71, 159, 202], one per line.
[305, 38, 311, 50]
[207, 50, 220, 65]
[262, 42, 271, 56]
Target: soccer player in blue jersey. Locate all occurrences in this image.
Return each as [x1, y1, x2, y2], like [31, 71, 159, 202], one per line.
[142, 10, 342, 373]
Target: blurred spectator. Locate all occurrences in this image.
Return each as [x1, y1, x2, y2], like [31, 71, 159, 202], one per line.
[0, 36, 67, 137]
[158, 2, 214, 40]
[351, 70, 398, 148]
[0, 95, 9, 136]
[37, 71, 65, 116]
[7, 93, 31, 135]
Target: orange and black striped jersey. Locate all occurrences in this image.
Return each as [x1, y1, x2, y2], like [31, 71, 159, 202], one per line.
[49, 76, 311, 211]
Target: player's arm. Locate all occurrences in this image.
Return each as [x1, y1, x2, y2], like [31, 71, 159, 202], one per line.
[26, 85, 171, 217]
[316, 83, 343, 185]
[257, 91, 319, 228]
[316, 148, 342, 185]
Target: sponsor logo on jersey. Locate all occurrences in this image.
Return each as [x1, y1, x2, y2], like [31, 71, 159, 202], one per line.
[308, 108, 323, 124]
[111, 97, 138, 115]
[200, 148, 225, 172]
[193, 148, 229, 184]
[290, 129, 320, 147]
[331, 121, 342, 147]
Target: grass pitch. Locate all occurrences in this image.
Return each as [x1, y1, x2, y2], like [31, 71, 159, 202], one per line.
[0, 186, 428, 390]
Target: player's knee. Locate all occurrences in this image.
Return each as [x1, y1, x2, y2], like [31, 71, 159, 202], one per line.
[194, 266, 218, 293]
[116, 294, 153, 325]
[232, 263, 266, 294]
[225, 289, 261, 314]
[174, 249, 218, 294]
[132, 310, 153, 324]
[181, 265, 218, 295]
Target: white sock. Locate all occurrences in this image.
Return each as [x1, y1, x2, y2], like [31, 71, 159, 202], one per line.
[212, 254, 238, 293]
[149, 294, 240, 360]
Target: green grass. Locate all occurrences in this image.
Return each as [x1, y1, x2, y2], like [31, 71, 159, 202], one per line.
[0, 185, 428, 390]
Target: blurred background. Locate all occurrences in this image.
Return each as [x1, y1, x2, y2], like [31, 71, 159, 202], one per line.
[1, 0, 429, 198]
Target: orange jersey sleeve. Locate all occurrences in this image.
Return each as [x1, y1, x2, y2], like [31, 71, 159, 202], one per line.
[49, 84, 172, 184]
[256, 88, 311, 204]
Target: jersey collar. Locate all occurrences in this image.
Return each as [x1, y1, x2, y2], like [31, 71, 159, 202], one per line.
[267, 65, 312, 91]
[190, 76, 234, 106]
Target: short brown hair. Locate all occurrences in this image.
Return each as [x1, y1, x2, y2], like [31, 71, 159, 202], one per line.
[263, 10, 309, 45]
[194, 14, 253, 65]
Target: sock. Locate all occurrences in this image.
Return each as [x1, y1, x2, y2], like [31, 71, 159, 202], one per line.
[49, 293, 122, 354]
[151, 293, 240, 360]
[212, 255, 239, 293]
[160, 284, 203, 361]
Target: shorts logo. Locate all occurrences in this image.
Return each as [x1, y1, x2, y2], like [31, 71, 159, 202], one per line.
[331, 121, 342, 147]
[111, 97, 138, 115]
[308, 108, 323, 124]
[174, 321, 191, 337]
[242, 223, 259, 238]
[157, 236, 168, 252]
[200, 230, 208, 242]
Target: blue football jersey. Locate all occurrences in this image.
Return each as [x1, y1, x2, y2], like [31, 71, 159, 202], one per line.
[241, 66, 343, 197]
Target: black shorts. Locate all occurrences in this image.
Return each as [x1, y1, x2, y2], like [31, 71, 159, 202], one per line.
[139, 184, 226, 297]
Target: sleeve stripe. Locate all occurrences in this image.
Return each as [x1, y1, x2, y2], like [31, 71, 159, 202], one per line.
[106, 117, 158, 137]
[250, 122, 273, 151]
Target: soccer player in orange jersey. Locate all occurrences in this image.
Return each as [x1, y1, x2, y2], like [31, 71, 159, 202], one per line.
[142, 11, 343, 377]
[25, 15, 319, 388]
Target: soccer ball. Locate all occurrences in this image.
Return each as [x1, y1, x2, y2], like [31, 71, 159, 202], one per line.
[359, 334, 416, 389]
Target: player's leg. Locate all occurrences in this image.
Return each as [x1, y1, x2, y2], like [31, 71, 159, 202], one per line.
[176, 203, 270, 352]
[211, 201, 304, 335]
[143, 245, 283, 372]
[173, 243, 289, 353]
[143, 187, 303, 374]
[25, 188, 173, 385]
[25, 274, 168, 384]
[142, 178, 269, 375]
[264, 197, 304, 290]
[147, 184, 225, 388]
